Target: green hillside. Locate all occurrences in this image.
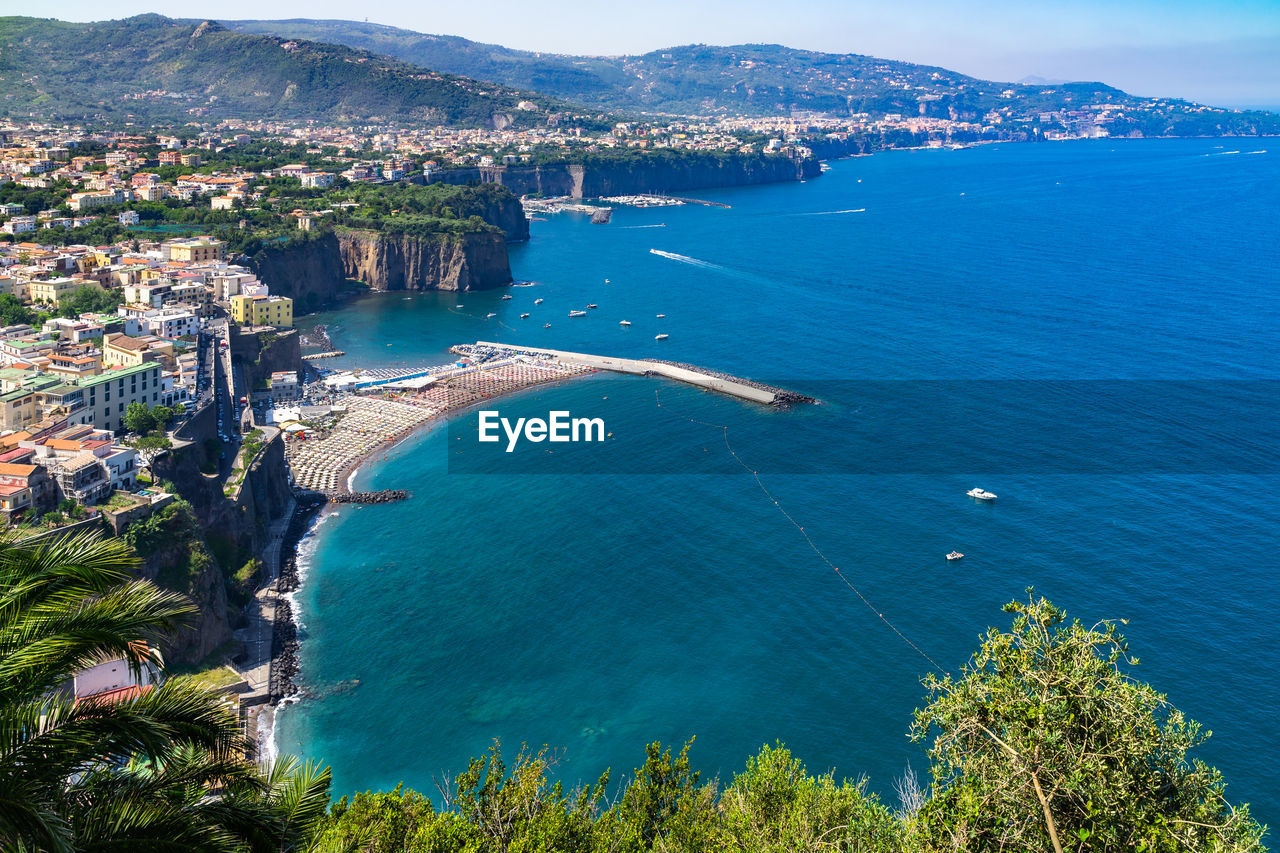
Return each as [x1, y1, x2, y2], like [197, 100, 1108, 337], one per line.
[0, 15, 595, 126]
[226, 18, 1279, 133]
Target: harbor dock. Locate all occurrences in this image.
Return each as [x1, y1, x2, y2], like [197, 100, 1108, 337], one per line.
[281, 343, 810, 493]
[464, 342, 812, 406]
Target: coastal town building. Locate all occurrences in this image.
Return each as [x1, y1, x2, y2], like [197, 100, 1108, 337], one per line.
[76, 362, 163, 433]
[230, 293, 293, 327]
[164, 237, 225, 264]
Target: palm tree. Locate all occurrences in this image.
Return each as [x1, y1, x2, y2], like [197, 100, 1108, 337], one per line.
[0, 529, 330, 851]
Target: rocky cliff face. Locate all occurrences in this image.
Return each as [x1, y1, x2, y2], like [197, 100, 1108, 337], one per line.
[229, 327, 302, 393]
[144, 335, 299, 664]
[431, 155, 818, 198]
[336, 229, 512, 293]
[250, 235, 348, 314]
[253, 227, 515, 310]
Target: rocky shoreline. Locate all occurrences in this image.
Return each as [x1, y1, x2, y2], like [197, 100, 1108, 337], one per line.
[267, 500, 326, 704]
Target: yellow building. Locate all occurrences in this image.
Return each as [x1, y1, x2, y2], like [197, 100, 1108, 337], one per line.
[102, 334, 174, 369]
[28, 278, 89, 306]
[230, 294, 293, 328]
[165, 238, 225, 264]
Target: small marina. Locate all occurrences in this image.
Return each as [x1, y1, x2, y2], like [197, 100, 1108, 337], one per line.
[280, 343, 814, 492]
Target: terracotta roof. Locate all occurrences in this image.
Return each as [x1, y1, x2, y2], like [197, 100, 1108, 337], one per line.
[76, 684, 154, 707]
[0, 462, 37, 477]
[105, 335, 149, 352]
[0, 483, 30, 496]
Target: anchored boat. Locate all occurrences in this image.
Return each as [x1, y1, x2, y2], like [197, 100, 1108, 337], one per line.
[967, 488, 997, 501]
[946, 551, 964, 561]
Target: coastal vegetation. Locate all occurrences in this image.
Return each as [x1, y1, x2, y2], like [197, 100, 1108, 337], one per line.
[0, 16, 596, 126]
[0, 169, 520, 255]
[1, 528, 1264, 853]
[0, 530, 330, 851]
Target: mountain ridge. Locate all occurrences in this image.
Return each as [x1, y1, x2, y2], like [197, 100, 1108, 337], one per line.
[0, 15, 599, 126]
[224, 18, 1263, 124]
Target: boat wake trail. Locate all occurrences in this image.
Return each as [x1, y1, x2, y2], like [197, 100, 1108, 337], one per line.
[618, 224, 668, 229]
[1204, 150, 1242, 156]
[792, 208, 867, 216]
[649, 248, 728, 270]
[650, 248, 775, 284]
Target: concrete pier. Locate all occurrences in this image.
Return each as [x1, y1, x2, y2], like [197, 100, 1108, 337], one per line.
[468, 341, 798, 405]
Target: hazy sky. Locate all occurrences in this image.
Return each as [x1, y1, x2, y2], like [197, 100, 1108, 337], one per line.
[48, 0, 1280, 107]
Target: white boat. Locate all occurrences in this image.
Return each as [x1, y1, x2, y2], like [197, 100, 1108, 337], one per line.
[569, 310, 587, 317]
[656, 313, 666, 318]
[586, 303, 598, 309]
[534, 298, 544, 304]
[501, 295, 512, 300]
[619, 320, 631, 326]
[543, 323, 551, 328]
[520, 313, 530, 319]
[455, 304, 463, 308]
[654, 333, 669, 340]
[946, 551, 964, 561]
[966, 488, 997, 501]
[486, 312, 497, 318]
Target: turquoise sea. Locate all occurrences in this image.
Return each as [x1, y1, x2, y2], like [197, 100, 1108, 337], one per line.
[276, 139, 1280, 827]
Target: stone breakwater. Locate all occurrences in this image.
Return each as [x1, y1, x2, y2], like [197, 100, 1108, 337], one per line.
[642, 360, 818, 407]
[329, 490, 409, 504]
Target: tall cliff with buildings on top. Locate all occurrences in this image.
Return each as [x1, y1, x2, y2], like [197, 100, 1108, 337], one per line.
[429, 154, 819, 198]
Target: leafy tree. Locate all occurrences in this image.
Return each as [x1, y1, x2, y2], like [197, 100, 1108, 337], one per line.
[0, 530, 332, 850]
[132, 433, 173, 467]
[0, 293, 38, 326]
[910, 591, 1265, 852]
[716, 743, 901, 852]
[123, 400, 157, 435]
[600, 739, 719, 852]
[152, 404, 175, 429]
[58, 284, 123, 318]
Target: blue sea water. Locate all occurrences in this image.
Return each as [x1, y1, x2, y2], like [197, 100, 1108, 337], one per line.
[276, 139, 1280, 827]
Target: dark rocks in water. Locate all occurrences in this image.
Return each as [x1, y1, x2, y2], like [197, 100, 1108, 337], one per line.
[591, 208, 613, 224]
[329, 490, 408, 504]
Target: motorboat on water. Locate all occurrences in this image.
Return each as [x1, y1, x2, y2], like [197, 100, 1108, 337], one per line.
[520, 313, 530, 319]
[619, 320, 631, 326]
[534, 298, 544, 304]
[587, 303, 598, 309]
[946, 551, 964, 561]
[569, 310, 587, 317]
[967, 488, 997, 501]
[544, 323, 552, 328]
[486, 312, 497, 318]
[654, 333, 669, 340]
[501, 295, 512, 300]
[656, 313, 665, 318]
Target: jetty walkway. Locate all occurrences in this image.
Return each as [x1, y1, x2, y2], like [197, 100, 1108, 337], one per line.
[464, 342, 811, 406]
